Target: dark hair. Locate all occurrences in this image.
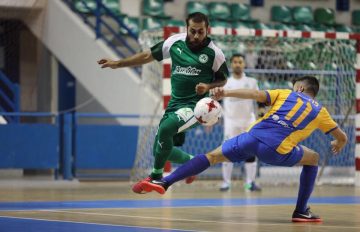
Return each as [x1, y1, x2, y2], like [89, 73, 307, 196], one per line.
[186, 12, 209, 28]
[292, 75, 320, 97]
[230, 53, 245, 62]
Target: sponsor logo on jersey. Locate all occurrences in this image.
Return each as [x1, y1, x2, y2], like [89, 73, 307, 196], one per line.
[199, 54, 208, 63]
[271, 114, 292, 129]
[173, 66, 201, 76]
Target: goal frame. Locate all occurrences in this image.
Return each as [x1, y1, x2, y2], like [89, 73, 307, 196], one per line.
[158, 26, 360, 186]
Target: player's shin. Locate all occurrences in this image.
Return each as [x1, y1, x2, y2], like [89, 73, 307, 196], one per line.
[168, 147, 194, 164]
[163, 154, 210, 186]
[295, 165, 318, 213]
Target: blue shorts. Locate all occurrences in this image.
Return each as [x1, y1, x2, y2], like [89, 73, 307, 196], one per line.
[222, 133, 304, 167]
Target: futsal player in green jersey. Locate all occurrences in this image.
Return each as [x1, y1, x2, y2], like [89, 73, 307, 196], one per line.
[98, 12, 229, 193]
[141, 76, 348, 222]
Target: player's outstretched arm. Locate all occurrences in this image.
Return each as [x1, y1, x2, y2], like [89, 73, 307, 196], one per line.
[195, 79, 227, 95]
[210, 87, 267, 103]
[97, 50, 155, 69]
[329, 128, 348, 154]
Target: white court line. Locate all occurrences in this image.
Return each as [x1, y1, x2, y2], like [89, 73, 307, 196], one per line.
[39, 209, 360, 230]
[0, 215, 197, 232]
[1, 202, 359, 212]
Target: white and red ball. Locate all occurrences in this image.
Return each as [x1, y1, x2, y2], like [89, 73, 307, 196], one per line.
[194, 97, 222, 126]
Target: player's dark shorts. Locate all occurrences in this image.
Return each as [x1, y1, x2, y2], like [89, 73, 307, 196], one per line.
[222, 133, 304, 167]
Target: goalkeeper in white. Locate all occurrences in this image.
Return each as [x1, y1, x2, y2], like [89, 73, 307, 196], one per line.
[220, 54, 266, 192]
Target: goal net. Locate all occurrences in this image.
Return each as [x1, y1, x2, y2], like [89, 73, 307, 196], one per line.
[132, 27, 357, 185]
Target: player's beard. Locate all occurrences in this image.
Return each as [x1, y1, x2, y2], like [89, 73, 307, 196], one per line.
[232, 67, 243, 76]
[186, 36, 208, 52]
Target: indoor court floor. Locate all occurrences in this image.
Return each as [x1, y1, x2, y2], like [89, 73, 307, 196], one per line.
[0, 178, 359, 232]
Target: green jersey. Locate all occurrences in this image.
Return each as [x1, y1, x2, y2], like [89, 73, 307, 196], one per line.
[151, 33, 229, 113]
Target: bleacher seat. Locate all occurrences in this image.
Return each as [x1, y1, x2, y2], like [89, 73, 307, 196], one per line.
[119, 16, 140, 36]
[335, 24, 353, 32]
[254, 22, 272, 30]
[207, 2, 231, 21]
[271, 5, 292, 23]
[186, 1, 209, 15]
[74, 0, 97, 14]
[142, 17, 164, 30]
[353, 26, 360, 32]
[292, 6, 313, 24]
[103, 0, 126, 17]
[167, 19, 186, 27]
[230, 3, 255, 22]
[295, 24, 313, 32]
[142, 0, 171, 19]
[314, 8, 335, 25]
[352, 10, 360, 26]
[210, 20, 231, 28]
[273, 23, 294, 30]
[312, 24, 334, 32]
[232, 21, 253, 29]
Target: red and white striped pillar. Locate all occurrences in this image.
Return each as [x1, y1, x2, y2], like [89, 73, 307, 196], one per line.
[356, 38, 360, 187]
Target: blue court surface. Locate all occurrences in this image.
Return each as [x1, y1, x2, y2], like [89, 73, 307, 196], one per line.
[0, 196, 359, 232]
[0, 217, 190, 232]
[0, 196, 360, 211]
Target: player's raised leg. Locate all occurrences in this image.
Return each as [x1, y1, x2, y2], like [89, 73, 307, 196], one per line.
[132, 112, 198, 193]
[141, 133, 254, 194]
[132, 115, 178, 193]
[140, 145, 226, 194]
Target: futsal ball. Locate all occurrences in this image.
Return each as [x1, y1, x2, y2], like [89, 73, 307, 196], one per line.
[194, 97, 222, 126]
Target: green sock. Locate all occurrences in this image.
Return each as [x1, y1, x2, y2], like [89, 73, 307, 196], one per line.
[168, 147, 194, 164]
[150, 168, 164, 180]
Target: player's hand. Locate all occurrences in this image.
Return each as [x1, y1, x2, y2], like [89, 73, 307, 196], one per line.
[330, 140, 344, 154]
[257, 107, 267, 119]
[97, 58, 119, 69]
[209, 87, 225, 100]
[195, 83, 210, 95]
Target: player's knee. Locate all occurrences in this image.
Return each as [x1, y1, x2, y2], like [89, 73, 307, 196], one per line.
[158, 124, 177, 138]
[309, 151, 320, 165]
[205, 152, 227, 165]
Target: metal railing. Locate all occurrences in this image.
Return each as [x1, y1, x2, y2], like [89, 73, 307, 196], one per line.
[63, 0, 141, 74]
[0, 70, 20, 123]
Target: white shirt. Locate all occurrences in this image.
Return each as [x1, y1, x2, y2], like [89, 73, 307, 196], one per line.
[223, 73, 259, 137]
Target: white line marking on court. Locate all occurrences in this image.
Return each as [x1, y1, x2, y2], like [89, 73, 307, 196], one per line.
[0, 215, 197, 232]
[40, 209, 360, 230]
[1, 202, 359, 212]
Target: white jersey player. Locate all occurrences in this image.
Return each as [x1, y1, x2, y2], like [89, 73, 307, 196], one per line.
[220, 54, 265, 192]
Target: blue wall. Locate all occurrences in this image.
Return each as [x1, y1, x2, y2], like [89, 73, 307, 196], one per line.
[75, 125, 138, 169]
[0, 124, 59, 169]
[0, 113, 139, 180]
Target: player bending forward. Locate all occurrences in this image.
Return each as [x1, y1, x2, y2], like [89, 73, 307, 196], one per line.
[140, 75, 348, 222]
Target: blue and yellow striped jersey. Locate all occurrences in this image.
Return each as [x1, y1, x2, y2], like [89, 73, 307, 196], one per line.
[247, 89, 338, 154]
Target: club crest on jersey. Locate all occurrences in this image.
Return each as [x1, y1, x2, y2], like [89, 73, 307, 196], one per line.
[199, 54, 208, 63]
